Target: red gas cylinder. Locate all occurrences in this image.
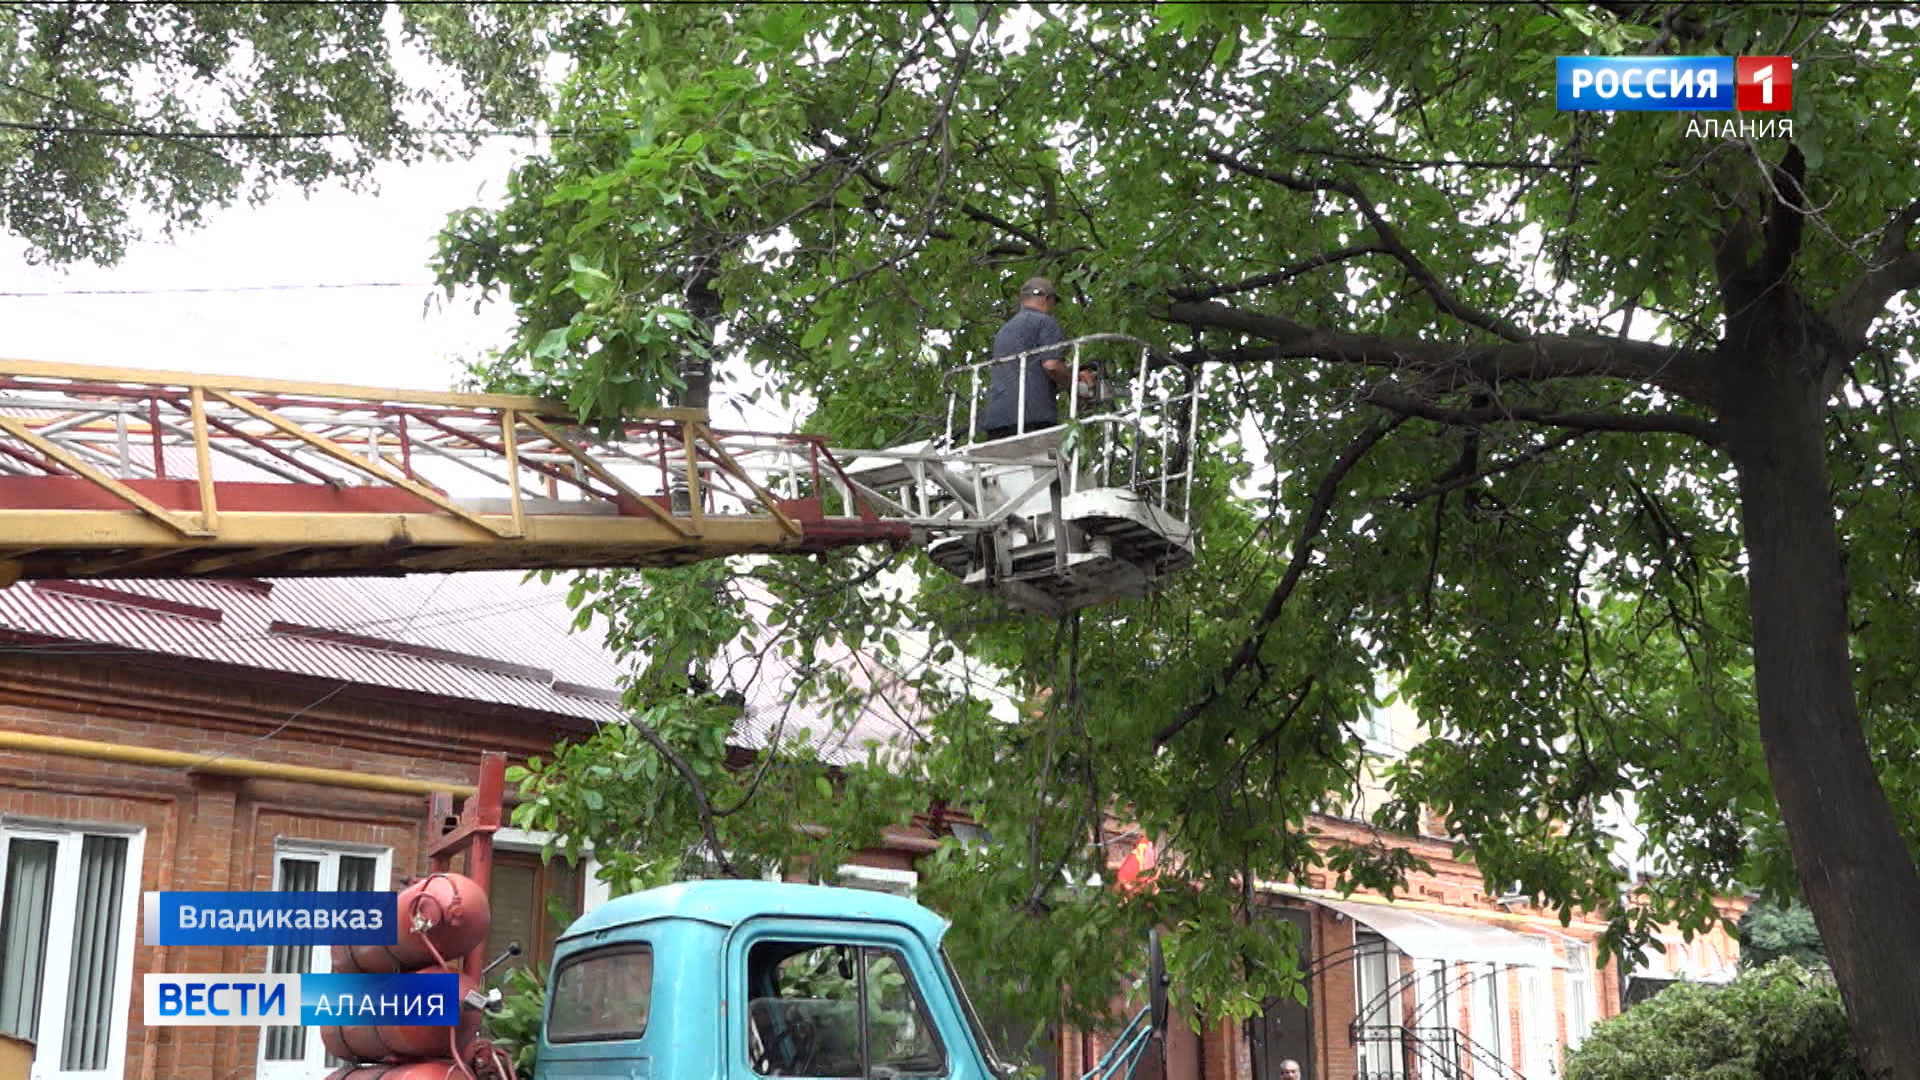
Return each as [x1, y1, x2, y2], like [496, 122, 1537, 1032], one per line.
[320, 971, 480, 1063]
[324, 1064, 468, 1080]
[332, 872, 491, 975]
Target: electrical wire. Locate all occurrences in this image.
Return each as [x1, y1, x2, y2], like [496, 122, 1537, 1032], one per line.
[186, 574, 452, 770]
[0, 117, 631, 142]
[0, 282, 435, 297]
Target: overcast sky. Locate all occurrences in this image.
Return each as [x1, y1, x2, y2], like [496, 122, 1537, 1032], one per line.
[0, 143, 543, 393]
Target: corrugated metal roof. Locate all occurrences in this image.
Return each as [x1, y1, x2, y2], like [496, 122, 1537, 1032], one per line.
[0, 570, 925, 763]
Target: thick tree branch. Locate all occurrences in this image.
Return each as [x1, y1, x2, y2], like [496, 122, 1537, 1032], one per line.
[1829, 198, 1920, 344]
[625, 713, 740, 878]
[1286, 146, 1596, 173]
[1203, 148, 1531, 343]
[1153, 416, 1408, 748]
[1165, 299, 1716, 402]
[1171, 244, 1390, 302]
[1357, 382, 1725, 446]
[1757, 144, 1809, 284]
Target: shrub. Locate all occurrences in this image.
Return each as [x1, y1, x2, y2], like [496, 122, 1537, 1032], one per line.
[486, 966, 548, 1080]
[1564, 960, 1857, 1080]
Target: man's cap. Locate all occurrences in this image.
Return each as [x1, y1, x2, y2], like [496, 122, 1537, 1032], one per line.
[1019, 276, 1056, 298]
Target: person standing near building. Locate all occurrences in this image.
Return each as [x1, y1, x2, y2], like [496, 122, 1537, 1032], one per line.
[977, 276, 1092, 440]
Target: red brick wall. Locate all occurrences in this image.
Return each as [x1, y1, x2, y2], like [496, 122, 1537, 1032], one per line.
[0, 653, 569, 1080]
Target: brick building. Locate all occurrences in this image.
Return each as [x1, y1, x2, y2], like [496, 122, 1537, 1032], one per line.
[0, 571, 1738, 1080]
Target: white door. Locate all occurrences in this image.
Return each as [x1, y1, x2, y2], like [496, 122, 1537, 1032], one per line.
[1518, 966, 1556, 1079]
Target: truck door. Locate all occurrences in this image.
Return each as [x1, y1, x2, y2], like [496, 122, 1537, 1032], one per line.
[728, 918, 988, 1080]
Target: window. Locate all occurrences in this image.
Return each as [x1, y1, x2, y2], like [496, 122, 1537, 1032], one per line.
[485, 849, 583, 982]
[0, 823, 142, 1079]
[1564, 942, 1596, 1049]
[746, 941, 945, 1078]
[1468, 964, 1508, 1066]
[1356, 707, 1394, 750]
[548, 944, 653, 1043]
[258, 843, 390, 1080]
[1352, 931, 1402, 1080]
[1412, 959, 1451, 1030]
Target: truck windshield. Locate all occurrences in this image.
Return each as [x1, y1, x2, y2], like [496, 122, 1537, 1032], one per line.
[940, 947, 1007, 1074]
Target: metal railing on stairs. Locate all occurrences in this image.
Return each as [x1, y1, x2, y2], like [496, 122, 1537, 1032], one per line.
[1350, 1025, 1531, 1080]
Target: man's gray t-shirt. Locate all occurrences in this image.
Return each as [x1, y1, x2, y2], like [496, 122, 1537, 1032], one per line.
[979, 306, 1066, 435]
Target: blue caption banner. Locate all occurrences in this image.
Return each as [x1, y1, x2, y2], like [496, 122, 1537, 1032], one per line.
[143, 891, 398, 947]
[302, 973, 461, 1026]
[144, 973, 459, 1025]
[1557, 56, 1735, 110]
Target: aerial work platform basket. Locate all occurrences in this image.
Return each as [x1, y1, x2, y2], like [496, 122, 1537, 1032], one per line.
[834, 334, 1202, 616]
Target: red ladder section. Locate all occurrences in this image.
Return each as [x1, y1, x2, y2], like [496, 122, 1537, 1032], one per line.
[0, 360, 907, 583]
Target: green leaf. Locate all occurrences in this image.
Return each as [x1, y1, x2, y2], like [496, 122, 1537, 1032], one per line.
[1211, 32, 1237, 69]
[532, 326, 570, 360]
[568, 253, 611, 281]
[800, 318, 832, 351]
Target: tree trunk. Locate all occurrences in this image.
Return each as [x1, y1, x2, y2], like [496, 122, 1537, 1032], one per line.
[680, 257, 721, 412]
[1720, 345, 1920, 1080]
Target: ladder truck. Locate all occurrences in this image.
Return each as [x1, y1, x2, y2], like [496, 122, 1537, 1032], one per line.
[0, 336, 1199, 614]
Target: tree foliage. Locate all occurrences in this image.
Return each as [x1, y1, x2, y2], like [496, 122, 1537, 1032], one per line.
[0, 2, 576, 264]
[442, 3, 1920, 1067]
[1565, 960, 1858, 1080]
[1741, 900, 1827, 971]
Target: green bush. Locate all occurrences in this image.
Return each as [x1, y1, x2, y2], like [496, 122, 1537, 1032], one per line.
[485, 966, 548, 1080]
[1564, 960, 1858, 1080]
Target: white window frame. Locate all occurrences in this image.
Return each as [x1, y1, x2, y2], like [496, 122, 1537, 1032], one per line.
[836, 864, 918, 897]
[1352, 930, 1402, 1080]
[1469, 962, 1509, 1066]
[1517, 956, 1557, 1079]
[256, 841, 392, 1080]
[0, 820, 144, 1080]
[1356, 706, 1397, 756]
[1412, 958, 1451, 1031]
[1563, 941, 1596, 1049]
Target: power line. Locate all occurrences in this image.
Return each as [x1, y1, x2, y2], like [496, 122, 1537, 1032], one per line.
[0, 281, 435, 297]
[0, 117, 614, 142]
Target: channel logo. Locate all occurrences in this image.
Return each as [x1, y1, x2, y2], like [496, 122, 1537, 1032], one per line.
[1557, 56, 1792, 112]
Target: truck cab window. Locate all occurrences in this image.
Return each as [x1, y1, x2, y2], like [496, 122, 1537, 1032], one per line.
[548, 944, 653, 1043]
[746, 941, 946, 1079]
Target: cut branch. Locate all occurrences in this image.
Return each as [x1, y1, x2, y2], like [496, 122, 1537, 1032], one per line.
[1153, 416, 1408, 748]
[1203, 148, 1531, 343]
[1165, 299, 1715, 402]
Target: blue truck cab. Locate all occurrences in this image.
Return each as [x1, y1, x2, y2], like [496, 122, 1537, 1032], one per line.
[534, 880, 1022, 1080]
